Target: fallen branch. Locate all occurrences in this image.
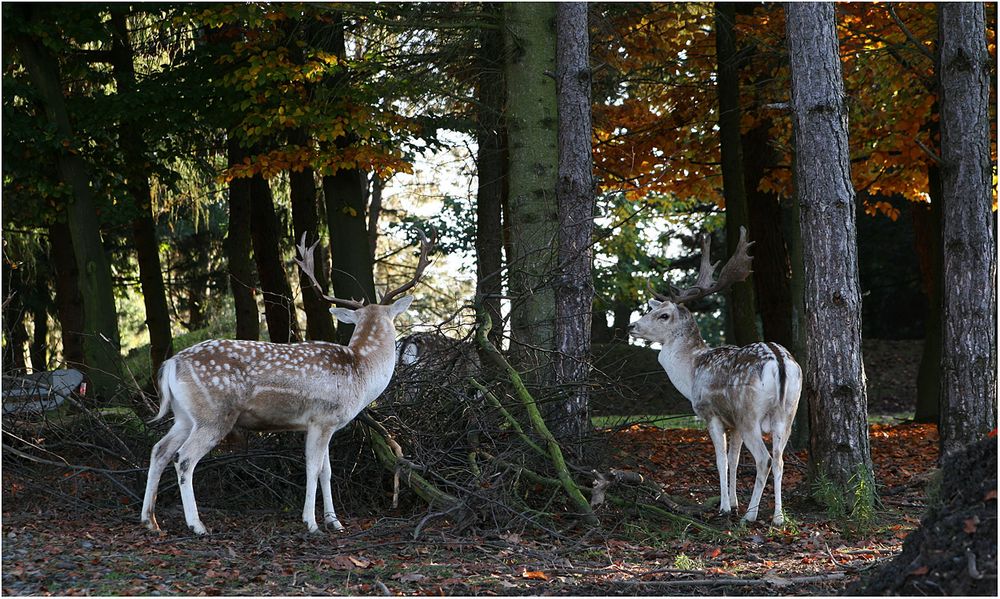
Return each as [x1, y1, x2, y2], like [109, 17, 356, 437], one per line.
[618, 571, 846, 588]
[474, 311, 598, 526]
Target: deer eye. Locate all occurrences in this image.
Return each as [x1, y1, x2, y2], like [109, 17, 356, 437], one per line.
[658, 313, 671, 321]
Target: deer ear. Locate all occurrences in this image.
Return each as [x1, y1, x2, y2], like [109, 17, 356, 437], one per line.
[330, 307, 358, 323]
[389, 295, 414, 317]
[647, 299, 662, 310]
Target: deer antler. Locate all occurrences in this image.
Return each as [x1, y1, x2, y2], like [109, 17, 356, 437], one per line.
[294, 233, 365, 309]
[651, 226, 754, 304]
[380, 226, 435, 305]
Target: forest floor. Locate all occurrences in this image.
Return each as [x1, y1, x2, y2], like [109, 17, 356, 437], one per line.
[2, 420, 940, 596]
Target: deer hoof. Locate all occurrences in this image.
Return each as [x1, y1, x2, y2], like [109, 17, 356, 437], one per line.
[772, 514, 785, 526]
[189, 523, 208, 536]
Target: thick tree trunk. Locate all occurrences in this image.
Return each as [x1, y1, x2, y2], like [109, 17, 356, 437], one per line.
[786, 2, 874, 497]
[715, 2, 759, 346]
[937, 2, 996, 457]
[15, 14, 122, 394]
[49, 222, 86, 368]
[2, 259, 28, 373]
[289, 130, 337, 342]
[109, 8, 173, 378]
[553, 2, 595, 443]
[29, 271, 49, 372]
[367, 175, 383, 263]
[323, 169, 377, 343]
[786, 168, 810, 450]
[226, 139, 261, 341]
[249, 173, 298, 344]
[476, 2, 507, 353]
[504, 2, 560, 391]
[912, 162, 942, 423]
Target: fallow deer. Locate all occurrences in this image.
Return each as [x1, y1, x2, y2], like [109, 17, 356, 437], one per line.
[140, 230, 433, 535]
[629, 227, 802, 525]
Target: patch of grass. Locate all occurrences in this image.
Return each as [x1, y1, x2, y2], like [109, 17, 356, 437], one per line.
[812, 463, 880, 532]
[592, 414, 703, 430]
[672, 552, 704, 571]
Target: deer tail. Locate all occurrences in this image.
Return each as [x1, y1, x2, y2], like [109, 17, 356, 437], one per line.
[150, 359, 176, 423]
[766, 342, 787, 406]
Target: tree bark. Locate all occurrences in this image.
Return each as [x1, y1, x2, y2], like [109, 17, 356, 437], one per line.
[289, 130, 337, 342]
[14, 11, 122, 394]
[937, 2, 996, 457]
[249, 172, 299, 344]
[2, 258, 28, 373]
[715, 2, 760, 346]
[109, 8, 174, 378]
[553, 1, 595, 443]
[786, 2, 874, 497]
[476, 2, 507, 353]
[29, 269, 49, 372]
[912, 161, 942, 423]
[49, 221, 86, 368]
[504, 2, 560, 391]
[226, 139, 261, 341]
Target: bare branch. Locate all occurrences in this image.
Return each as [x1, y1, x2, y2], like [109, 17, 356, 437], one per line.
[294, 233, 365, 309]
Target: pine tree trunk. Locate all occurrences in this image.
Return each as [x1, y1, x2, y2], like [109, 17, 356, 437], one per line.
[49, 222, 86, 368]
[226, 139, 261, 341]
[289, 130, 336, 342]
[786, 2, 874, 496]
[109, 8, 174, 378]
[937, 2, 996, 457]
[15, 13, 122, 394]
[476, 2, 507, 353]
[553, 1, 595, 442]
[504, 2, 559, 391]
[715, 2, 759, 346]
[249, 173, 298, 344]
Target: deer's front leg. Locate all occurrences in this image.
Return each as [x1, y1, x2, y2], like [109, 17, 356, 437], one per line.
[302, 426, 335, 533]
[706, 419, 731, 515]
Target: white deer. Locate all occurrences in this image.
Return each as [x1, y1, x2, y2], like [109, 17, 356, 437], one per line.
[140, 230, 433, 535]
[629, 227, 802, 525]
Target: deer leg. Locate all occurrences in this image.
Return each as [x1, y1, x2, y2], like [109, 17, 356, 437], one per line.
[320, 438, 344, 531]
[302, 426, 335, 533]
[741, 429, 771, 523]
[706, 419, 730, 514]
[726, 429, 743, 513]
[770, 420, 790, 525]
[173, 424, 229, 535]
[141, 419, 191, 532]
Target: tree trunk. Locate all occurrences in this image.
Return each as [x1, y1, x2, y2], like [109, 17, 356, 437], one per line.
[289, 130, 337, 342]
[937, 2, 996, 457]
[249, 172, 299, 344]
[743, 120, 794, 350]
[786, 165, 810, 450]
[109, 8, 174, 378]
[226, 139, 261, 341]
[184, 228, 211, 331]
[323, 169, 377, 343]
[786, 2, 874, 498]
[715, 2, 759, 346]
[913, 161, 942, 423]
[367, 175, 383, 262]
[553, 1, 595, 443]
[49, 222, 86, 368]
[15, 12, 122, 394]
[504, 2, 560, 391]
[2, 258, 28, 373]
[29, 270, 49, 372]
[476, 2, 507, 353]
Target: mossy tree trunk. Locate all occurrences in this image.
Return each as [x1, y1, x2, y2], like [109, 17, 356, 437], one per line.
[14, 11, 122, 394]
[504, 1, 560, 393]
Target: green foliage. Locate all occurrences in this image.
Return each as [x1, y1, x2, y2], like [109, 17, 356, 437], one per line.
[672, 552, 704, 571]
[812, 463, 880, 530]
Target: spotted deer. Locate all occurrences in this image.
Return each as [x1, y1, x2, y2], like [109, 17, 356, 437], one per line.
[629, 227, 802, 525]
[140, 230, 433, 535]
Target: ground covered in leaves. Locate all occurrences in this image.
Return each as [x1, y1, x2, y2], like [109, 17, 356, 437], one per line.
[4, 421, 971, 596]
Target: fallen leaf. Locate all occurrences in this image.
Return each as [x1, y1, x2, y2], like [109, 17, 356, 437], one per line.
[349, 556, 372, 569]
[706, 547, 722, 558]
[909, 565, 929, 576]
[522, 570, 548, 581]
[985, 489, 997, 501]
[963, 517, 979, 534]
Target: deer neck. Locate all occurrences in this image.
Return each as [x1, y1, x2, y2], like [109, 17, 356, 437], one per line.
[346, 315, 398, 396]
[657, 331, 709, 403]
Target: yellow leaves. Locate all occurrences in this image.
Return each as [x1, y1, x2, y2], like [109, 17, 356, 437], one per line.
[864, 200, 901, 222]
[342, 206, 359, 217]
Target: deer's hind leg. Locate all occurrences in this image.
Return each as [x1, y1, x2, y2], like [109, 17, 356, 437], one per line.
[741, 425, 772, 523]
[141, 417, 192, 532]
[706, 418, 732, 515]
[726, 429, 743, 513]
[173, 419, 235, 535]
